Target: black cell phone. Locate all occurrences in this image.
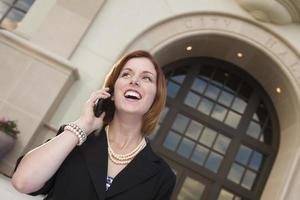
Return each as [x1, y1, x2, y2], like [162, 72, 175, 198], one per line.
[93, 86, 114, 117]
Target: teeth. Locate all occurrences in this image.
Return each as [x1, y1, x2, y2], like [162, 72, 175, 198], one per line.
[124, 90, 142, 99]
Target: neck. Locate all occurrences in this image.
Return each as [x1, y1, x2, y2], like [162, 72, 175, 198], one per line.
[108, 111, 143, 150]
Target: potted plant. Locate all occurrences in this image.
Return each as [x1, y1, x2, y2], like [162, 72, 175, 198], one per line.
[0, 116, 20, 159]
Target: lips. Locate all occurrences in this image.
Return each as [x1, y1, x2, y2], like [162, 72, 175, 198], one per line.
[124, 89, 142, 100]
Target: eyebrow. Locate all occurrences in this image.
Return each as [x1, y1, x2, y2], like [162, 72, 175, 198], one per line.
[122, 67, 155, 75]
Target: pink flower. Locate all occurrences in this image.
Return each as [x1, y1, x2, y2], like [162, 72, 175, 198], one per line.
[0, 116, 9, 123]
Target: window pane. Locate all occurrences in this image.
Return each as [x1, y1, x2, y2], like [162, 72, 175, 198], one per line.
[167, 81, 180, 98]
[225, 74, 240, 92]
[159, 107, 169, 123]
[205, 152, 223, 173]
[177, 177, 205, 200]
[231, 97, 247, 114]
[198, 98, 214, 115]
[218, 189, 234, 200]
[235, 145, 252, 165]
[228, 163, 245, 184]
[211, 104, 228, 122]
[171, 74, 186, 84]
[192, 78, 207, 94]
[253, 102, 268, 123]
[249, 151, 263, 171]
[213, 134, 231, 154]
[184, 91, 201, 108]
[241, 170, 256, 190]
[172, 114, 189, 133]
[191, 145, 209, 166]
[163, 131, 181, 151]
[199, 127, 217, 147]
[204, 84, 220, 100]
[218, 91, 234, 107]
[246, 121, 262, 139]
[185, 120, 203, 140]
[225, 111, 241, 128]
[177, 138, 195, 158]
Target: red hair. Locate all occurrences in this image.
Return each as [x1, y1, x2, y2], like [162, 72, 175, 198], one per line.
[103, 50, 166, 135]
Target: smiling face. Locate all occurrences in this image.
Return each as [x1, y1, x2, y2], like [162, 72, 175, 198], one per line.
[114, 57, 157, 116]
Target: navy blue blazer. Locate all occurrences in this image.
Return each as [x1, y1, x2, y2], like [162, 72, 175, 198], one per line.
[25, 126, 176, 200]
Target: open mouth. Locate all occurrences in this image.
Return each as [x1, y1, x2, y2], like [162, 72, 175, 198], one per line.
[124, 89, 142, 100]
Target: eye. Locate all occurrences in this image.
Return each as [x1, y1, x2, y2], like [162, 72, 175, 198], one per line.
[121, 72, 131, 78]
[142, 76, 152, 82]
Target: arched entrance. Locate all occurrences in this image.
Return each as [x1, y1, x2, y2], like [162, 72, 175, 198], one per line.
[151, 57, 279, 199]
[126, 13, 300, 199]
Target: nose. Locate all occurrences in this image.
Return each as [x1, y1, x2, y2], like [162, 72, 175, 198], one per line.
[130, 76, 140, 86]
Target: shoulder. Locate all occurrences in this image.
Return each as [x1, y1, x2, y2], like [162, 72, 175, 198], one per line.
[146, 144, 176, 182]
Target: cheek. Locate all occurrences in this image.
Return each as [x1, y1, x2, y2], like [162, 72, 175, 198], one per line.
[147, 86, 157, 104]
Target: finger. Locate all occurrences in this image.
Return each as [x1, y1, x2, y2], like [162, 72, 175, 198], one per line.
[95, 112, 106, 123]
[91, 90, 111, 98]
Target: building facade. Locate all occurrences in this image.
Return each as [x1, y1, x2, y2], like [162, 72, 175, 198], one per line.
[0, 0, 300, 199]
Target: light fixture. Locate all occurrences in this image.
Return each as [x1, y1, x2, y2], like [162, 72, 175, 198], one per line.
[186, 46, 192, 51]
[236, 52, 243, 58]
[276, 87, 281, 94]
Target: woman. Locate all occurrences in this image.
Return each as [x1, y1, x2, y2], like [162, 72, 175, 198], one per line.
[12, 50, 176, 200]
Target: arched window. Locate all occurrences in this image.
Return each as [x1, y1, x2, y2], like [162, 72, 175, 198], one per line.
[0, 0, 35, 30]
[151, 58, 279, 200]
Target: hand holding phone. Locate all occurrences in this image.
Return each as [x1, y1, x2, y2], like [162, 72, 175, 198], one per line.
[93, 86, 114, 118]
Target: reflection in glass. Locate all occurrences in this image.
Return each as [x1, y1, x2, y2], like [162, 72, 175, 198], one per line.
[177, 138, 195, 158]
[185, 120, 203, 140]
[159, 107, 169, 123]
[211, 104, 228, 122]
[171, 74, 186, 84]
[249, 151, 263, 171]
[199, 127, 217, 147]
[204, 84, 220, 100]
[177, 177, 205, 200]
[241, 170, 256, 190]
[218, 91, 234, 107]
[246, 121, 262, 139]
[198, 98, 214, 115]
[236, 145, 252, 165]
[205, 152, 223, 172]
[163, 131, 181, 151]
[213, 134, 231, 154]
[218, 189, 234, 200]
[192, 78, 207, 94]
[225, 111, 241, 128]
[231, 97, 247, 114]
[167, 81, 180, 98]
[148, 124, 159, 140]
[191, 145, 209, 166]
[228, 163, 245, 184]
[172, 114, 189, 133]
[184, 91, 201, 108]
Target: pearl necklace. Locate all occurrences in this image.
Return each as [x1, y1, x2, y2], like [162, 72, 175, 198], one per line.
[105, 126, 146, 165]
